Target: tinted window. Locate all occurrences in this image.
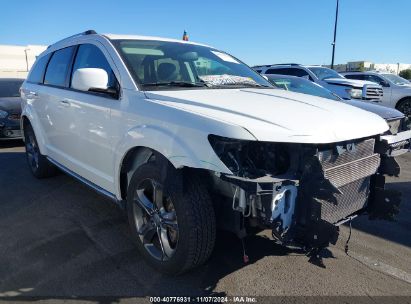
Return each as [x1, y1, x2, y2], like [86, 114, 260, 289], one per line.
[345, 74, 364, 80]
[0, 79, 24, 97]
[71, 44, 117, 88]
[27, 53, 51, 84]
[364, 75, 384, 85]
[265, 68, 293, 75]
[44, 46, 76, 87]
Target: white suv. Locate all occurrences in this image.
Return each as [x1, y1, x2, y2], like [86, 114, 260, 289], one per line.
[21, 31, 401, 273]
[342, 71, 411, 116]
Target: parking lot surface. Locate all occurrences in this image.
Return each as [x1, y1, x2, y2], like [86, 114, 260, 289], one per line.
[0, 140, 410, 301]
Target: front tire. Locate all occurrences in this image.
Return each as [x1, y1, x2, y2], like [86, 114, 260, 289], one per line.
[396, 98, 411, 117]
[23, 123, 58, 178]
[127, 162, 216, 275]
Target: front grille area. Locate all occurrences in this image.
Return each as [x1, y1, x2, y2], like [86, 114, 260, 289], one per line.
[316, 138, 379, 224]
[318, 138, 375, 169]
[323, 154, 380, 188]
[365, 86, 383, 100]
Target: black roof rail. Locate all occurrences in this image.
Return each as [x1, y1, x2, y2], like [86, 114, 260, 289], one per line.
[270, 63, 301, 66]
[252, 63, 302, 68]
[47, 30, 98, 48]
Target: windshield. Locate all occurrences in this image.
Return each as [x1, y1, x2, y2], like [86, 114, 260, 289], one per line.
[267, 76, 340, 101]
[381, 74, 410, 85]
[0, 80, 23, 97]
[112, 40, 273, 90]
[308, 67, 344, 80]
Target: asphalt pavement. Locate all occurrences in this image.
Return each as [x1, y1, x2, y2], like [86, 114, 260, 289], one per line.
[0, 140, 410, 302]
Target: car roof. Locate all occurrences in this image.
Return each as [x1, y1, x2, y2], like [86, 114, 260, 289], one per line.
[103, 33, 211, 47]
[48, 31, 212, 51]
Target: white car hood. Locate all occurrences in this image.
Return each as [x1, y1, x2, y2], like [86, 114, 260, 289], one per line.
[145, 89, 389, 144]
[324, 77, 378, 88]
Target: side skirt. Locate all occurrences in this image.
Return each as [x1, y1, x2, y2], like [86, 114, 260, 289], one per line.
[47, 157, 126, 209]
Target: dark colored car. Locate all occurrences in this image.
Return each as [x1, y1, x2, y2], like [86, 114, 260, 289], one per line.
[0, 78, 24, 140]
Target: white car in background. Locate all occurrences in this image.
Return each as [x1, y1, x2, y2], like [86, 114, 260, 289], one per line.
[342, 71, 411, 116]
[20, 31, 402, 274]
[253, 64, 384, 102]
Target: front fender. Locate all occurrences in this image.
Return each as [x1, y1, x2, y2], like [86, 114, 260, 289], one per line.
[113, 123, 254, 199]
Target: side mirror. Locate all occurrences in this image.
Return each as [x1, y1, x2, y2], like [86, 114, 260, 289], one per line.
[72, 68, 118, 98]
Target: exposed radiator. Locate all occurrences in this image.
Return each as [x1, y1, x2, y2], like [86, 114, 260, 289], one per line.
[316, 138, 379, 224]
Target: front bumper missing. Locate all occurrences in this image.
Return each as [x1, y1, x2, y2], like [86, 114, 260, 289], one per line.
[221, 139, 401, 253]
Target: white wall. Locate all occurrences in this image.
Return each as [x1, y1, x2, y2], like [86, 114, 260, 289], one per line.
[0, 44, 47, 79]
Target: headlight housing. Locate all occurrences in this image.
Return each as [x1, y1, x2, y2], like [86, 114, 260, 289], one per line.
[208, 135, 292, 178]
[0, 110, 8, 119]
[346, 88, 363, 99]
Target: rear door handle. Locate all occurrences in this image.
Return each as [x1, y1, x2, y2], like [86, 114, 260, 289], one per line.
[29, 91, 38, 96]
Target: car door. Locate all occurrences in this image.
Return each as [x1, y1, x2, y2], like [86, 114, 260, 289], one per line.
[41, 46, 78, 165]
[365, 75, 392, 106]
[64, 43, 120, 193]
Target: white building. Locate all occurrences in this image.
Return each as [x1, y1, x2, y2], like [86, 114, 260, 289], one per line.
[335, 61, 411, 75]
[0, 44, 47, 78]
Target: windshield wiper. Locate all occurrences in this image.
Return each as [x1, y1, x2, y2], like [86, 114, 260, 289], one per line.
[210, 82, 270, 88]
[142, 81, 207, 88]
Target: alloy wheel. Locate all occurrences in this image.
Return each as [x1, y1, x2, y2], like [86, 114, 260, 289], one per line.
[399, 100, 411, 117]
[26, 131, 40, 171]
[132, 178, 179, 261]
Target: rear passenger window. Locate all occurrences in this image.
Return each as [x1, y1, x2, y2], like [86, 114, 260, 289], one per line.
[27, 53, 51, 84]
[71, 44, 117, 88]
[44, 46, 76, 87]
[345, 74, 364, 80]
[265, 68, 291, 75]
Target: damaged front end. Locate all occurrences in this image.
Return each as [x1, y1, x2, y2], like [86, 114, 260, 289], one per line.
[208, 134, 401, 265]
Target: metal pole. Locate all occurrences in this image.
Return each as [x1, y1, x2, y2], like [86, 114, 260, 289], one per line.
[24, 49, 29, 72]
[331, 0, 339, 69]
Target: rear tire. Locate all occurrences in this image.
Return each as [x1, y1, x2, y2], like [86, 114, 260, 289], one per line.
[127, 161, 216, 275]
[23, 123, 58, 178]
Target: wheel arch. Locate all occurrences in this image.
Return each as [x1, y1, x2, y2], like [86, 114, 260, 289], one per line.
[395, 96, 411, 110]
[20, 113, 47, 155]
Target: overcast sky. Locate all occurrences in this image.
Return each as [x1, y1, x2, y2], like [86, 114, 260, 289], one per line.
[1, 0, 410, 66]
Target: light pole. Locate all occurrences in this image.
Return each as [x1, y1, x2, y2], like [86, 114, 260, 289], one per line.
[24, 48, 30, 72]
[331, 0, 339, 70]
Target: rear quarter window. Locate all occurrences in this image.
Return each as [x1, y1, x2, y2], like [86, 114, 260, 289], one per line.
[27, 53, 51, 84]
[44, 46, 76, 87]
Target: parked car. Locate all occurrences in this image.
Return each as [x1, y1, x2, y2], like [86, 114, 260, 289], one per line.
[342, 71, 411, 116]
[266, 74, 411, 156]
[0, 78, 24, 140]
[253, 64, 384, 102]
[21, 31, 401, 274]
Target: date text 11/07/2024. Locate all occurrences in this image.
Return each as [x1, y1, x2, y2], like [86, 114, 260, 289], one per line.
[149, 296, 257, 303]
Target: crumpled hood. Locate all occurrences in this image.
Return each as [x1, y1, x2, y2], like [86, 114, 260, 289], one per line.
[324, 77, 378, 88]
[145, 88, 388, 144]
[0, 97, 22, 114]
[341, 99, 404, 120]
